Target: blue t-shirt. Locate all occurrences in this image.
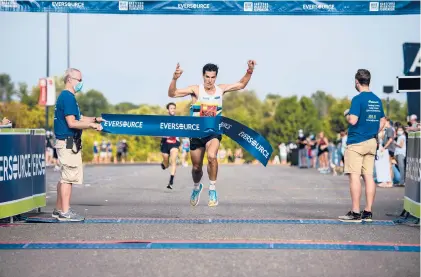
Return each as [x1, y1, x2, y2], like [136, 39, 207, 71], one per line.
[347, 92, 385, 145]
[53, 90, 81, 139]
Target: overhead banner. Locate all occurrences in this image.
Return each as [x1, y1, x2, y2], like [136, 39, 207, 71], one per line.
[101, 114, 273, 166]
[0, 1, 419, 16]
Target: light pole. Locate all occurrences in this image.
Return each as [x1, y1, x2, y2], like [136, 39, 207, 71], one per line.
[45, 12, 50, 130]
[67, 13, 70, 68]
[383, 85, 393, 117]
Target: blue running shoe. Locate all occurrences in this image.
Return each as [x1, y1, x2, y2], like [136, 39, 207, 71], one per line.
[208, 189, 218, 207]
[190, 184, 203, 206]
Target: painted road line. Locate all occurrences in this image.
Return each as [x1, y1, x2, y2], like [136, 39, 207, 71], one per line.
[23, 217, 396, 225]
[0, 240, 418, 252]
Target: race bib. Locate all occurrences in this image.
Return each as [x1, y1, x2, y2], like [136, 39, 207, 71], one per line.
[200, 104, 217, 117]
[166, 137, 177, 144]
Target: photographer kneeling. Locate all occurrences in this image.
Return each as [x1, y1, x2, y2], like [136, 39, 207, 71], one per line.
[53, 68, 103, 222]
[339, 69, 386, 222]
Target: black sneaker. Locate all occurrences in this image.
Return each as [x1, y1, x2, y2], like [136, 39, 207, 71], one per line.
[361, 210, 373, 222]
[338, 211, 362, 222]
[166, 183, 173, 189]
[161, 163, 166, 170]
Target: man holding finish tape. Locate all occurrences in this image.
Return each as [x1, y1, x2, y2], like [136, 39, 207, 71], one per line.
[52, 68, 103, 221]
[168, 60, 256, 207]
[339, 69, 386, 222]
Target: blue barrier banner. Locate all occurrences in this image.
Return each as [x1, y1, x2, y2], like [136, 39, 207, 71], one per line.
[101, 114, 273, 166]
[0, 1, 419, 16]
[0, 129, 46, 219]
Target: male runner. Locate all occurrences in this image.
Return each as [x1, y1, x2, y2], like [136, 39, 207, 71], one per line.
[160, 102, 180, 189]
[168, 60, 256, 206]
[181, 137, 190, 167]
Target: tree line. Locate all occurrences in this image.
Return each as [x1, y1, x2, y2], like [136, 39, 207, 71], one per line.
[0, 73, 408, 162]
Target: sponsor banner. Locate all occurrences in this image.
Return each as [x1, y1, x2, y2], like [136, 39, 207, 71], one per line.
[0, 129, 46, 219]
[101, 114, 273, 166]
[404, 132, 420, 218]
[0, 1, 418, 16]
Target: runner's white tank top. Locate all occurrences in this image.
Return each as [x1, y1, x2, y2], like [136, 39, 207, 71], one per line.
[190, 84, 223, 117]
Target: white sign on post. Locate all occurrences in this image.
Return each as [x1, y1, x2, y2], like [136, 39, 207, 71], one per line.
[46, 77, 56, 106]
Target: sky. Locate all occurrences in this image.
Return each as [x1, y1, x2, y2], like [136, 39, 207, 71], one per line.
[0, 10, 419, 107]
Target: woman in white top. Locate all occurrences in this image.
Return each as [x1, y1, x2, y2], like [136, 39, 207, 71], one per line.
[375, 129, 393, 187]
[393, 126, 407, 186]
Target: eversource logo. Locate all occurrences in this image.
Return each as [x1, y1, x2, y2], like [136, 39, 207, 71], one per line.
[0, 153, 45, 182]
[104, 121, 143, 128]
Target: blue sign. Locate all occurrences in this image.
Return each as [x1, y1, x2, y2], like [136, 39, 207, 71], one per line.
[403, 43, 420, 119]
[0, 129, 46, 219]
[101, 114, 273, 166]
[403, 43, 420, 76]
[0, 1, 419, 16]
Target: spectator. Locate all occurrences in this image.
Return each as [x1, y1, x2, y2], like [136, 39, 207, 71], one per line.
[406, 114, 420, 132]
[234, 148, 243, 164]
[45, 131, 54, 166]
[296, 129, 308, 168]
[308, 134, 317, 168]
[393, 126, 407, 187]
[92, 141, 99, 164]
[278, 143, 288, 165]
[339, 69, 386, 222]
[106, 140, 113, 163]
[340, 130, 347, 166]
[375, 129, 392, 187]
[121, 139, 128, 163]
[227, 148, 234, 163]
[317, 131, 329, 173]
[0, 117, 12, 128]
[383, 118, 396, 180]
[100, 140, 107, 163]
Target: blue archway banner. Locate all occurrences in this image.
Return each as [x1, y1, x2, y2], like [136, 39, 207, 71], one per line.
[0, 1, 419, 16]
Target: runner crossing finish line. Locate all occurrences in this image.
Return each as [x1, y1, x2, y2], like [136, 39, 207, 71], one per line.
[100, 113, 273, 167]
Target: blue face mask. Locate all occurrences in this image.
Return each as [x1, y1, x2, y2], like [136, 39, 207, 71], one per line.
[74, 81, 83, 93]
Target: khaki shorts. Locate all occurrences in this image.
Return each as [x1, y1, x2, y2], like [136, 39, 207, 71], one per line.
[55, 140, 83, 184]
[344, 138, 377, 175]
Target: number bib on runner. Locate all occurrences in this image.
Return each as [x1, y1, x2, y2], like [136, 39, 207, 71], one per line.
[166, 137, 177, 144]
[199, 104, 217, 117]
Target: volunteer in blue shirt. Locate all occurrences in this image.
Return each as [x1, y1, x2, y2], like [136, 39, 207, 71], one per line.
[52, 68, 104, 222]
[339, 69, 386, 223]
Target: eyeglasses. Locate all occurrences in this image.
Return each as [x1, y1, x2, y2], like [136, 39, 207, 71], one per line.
[70, 77, 82, 82]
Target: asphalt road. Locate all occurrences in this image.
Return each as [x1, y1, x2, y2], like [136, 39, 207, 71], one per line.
[0, 164, 419, 277]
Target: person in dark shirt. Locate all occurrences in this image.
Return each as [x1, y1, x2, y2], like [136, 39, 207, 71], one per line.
[339, 69, 386, 223]
[52, 68, 104, 222]
[296, 129, 308, 168]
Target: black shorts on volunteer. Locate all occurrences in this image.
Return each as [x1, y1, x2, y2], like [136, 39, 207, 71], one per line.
[160, 138, 180, 155]
[190, 134, 222, 151]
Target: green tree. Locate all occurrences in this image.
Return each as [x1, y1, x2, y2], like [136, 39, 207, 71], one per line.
[76, 89, 110, 116]
[311, 90, 336, 119]
[113, 102, 138, 113]
[327, 97, 352, 134]
[0, 74, 15, 102]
